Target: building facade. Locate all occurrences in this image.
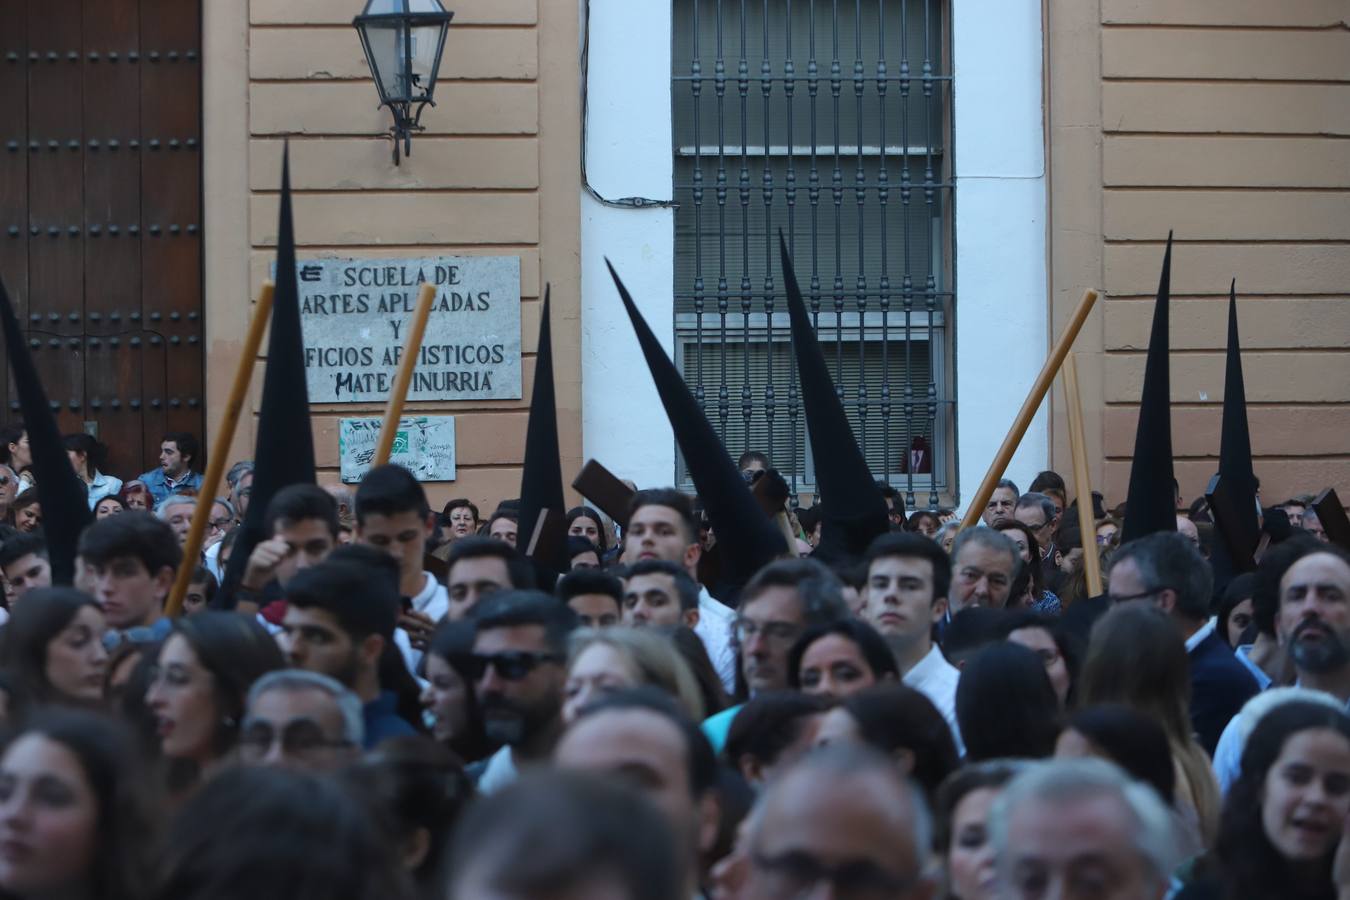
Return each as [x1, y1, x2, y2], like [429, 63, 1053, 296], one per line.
[0, 0, 1343, 515]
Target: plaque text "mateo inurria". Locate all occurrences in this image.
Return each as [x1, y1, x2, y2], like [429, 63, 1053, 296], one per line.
[295, 256, 522, 403]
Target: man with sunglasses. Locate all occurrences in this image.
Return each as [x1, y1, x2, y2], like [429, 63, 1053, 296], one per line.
[733, 744, 935, 900]
[471, 590, 577, 793]
[1107, 532, 1258, 754]
[280, 558, 417, 748]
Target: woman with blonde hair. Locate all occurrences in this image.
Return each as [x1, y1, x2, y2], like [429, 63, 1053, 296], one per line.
[1078, 602, 1221, 847]
[562, 627, 706, 723]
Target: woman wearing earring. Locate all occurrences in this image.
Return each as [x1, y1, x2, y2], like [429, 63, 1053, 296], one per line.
[145, 611, 284, 794]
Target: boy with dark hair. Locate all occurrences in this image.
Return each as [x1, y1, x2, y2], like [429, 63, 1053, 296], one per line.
[446, 535, 536, 621]
[0, 532, 50, 602]
[485, 508, 519, 547]
[281, 557, 417, 747]
[471, 590, 577, 792]
[238, 484, 340, 619]
[77, 511, 181, 642]
[621, 559, 700, 629]
[556, 568, 624, 628]
[859, 532, 963, 751]
[355, 464, 449, 663]
[139, 431, 204, 502]
[622, 487, 736, 692]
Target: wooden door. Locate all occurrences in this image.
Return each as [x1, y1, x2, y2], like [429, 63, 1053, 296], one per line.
[0, 0, 203, 480]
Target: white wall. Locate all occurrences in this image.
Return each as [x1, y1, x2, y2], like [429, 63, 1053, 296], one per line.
[580, 0, 1049, 505]
[579, 0, 678, 490]
[951, 0, 1048, 512]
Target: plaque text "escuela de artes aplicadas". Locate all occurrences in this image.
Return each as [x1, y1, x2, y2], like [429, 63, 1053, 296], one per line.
[295, 256, 522, 403]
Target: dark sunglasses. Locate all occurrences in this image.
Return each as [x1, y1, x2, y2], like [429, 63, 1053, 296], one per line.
[468, 651, 564, 682]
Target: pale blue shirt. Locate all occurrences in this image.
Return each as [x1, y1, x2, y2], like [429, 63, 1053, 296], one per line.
[86, 470, 123, 509]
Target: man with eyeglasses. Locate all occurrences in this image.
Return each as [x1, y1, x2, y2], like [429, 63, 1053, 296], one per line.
[730, 744, 935, 900]
[280, 558, 417, 748]
[470, 590, 577, 793]
[1106, 532, 1258, 754]
[701, 559, 849, 752]
[948, 528, 1021, 614]
[240, 670, 363, 772]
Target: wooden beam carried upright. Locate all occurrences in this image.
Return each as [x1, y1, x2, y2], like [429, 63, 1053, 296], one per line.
[960, 289, 1100, 531]
[375, 281, 437, 466]
[1063, 353, 1102, 598]
[165, 282, 275, 617]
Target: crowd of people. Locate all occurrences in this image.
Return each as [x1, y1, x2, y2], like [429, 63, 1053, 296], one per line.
[0, 420, 1346, 900]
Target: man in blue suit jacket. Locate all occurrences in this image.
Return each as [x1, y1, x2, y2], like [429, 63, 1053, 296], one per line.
[1107, 532, 1259, 755]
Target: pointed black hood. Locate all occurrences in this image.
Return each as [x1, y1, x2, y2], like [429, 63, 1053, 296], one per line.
[606, 260, 785, 590]
[0, 278, 91, 583]
[517, 287, 568, 574]
[1121, 233, 1177, 544]
[218, 145, 316, 607]
[1211, 280, 1260, 574]
[779, 235, 888, 564]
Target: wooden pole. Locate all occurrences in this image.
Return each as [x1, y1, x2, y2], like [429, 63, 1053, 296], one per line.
[1063, 353, 1103, 598]
[960, 289, 1100, 531]
[375, 282, 436, 466]
[165, 282, 275, 617]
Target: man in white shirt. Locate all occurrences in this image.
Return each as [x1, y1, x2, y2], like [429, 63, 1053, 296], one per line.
[621, 488, 737, 692]
[354, 464, 450, 673]
[860, 531, 963, 753]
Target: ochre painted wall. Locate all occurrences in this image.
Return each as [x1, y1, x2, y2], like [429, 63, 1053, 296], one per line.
[203, 0, 581, 516]
[1047, 0, 1350, 508]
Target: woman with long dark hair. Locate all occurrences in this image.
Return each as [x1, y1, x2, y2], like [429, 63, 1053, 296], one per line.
[420, 620, 490, 763]
[1079, 602, 1221, 847]
[786, 619, 899, 700]
[956, 642, 1061, 762]
[565, 506, 608, 554]
[815, 683, 959, 807]
[144, 611, 284, 788]
[62, 433, 122, 510]
[0, 587, 108, 708]
[0, 708, 158, 900]
[993, 519, 1060, 614]
[1176, 701, 1350, 900]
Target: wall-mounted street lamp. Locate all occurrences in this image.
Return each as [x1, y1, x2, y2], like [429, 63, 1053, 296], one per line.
[353, 0, 454, 165]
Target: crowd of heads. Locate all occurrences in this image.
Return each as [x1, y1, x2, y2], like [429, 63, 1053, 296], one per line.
[0, 425, 1345, 900]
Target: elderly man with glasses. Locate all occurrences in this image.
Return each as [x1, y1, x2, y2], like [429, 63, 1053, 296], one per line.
[240, 670, 363, 773]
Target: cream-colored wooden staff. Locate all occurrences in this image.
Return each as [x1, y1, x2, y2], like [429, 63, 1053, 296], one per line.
[960, 289, 1100, 531]
[375, 282, 437, 466]
[165, 282, 275, 617]
[1063, 353, 1103, 598]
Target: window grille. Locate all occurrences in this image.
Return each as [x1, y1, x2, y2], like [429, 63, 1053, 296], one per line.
[672, 0, 954, 510]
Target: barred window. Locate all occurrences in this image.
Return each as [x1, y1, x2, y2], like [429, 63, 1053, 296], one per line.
[672, 0, 954, 509]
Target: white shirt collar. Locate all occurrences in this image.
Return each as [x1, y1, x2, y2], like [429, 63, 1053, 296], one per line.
[1185, 617, 1217, 654]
